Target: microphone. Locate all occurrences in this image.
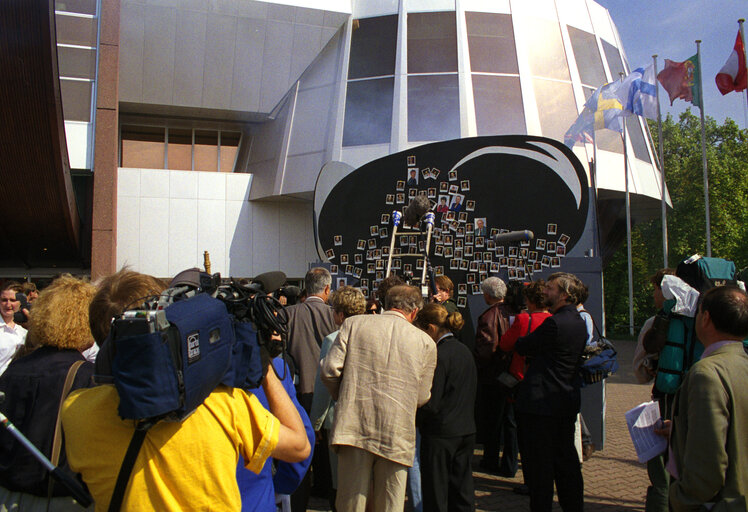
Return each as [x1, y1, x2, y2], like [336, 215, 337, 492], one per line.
[402, 195, 431, 227]
[493, 230, 534, 244]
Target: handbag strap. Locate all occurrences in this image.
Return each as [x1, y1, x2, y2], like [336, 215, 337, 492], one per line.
[108, 420, 155, 512]
[47, 359, 85, 506]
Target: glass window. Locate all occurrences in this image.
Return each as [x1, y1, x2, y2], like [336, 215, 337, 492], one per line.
[195, 131, 218, 172]
[472, 75, 525, 135]
[220, 131, 241, 172]
[407, 12, 457, 73]
[533, 78, 576, 142]
[167, 129, 192, 170]
[121, 126, 165, 169]
[408, 74, 459, 142]
[466, 12, 518, 74]
[343, 78, 394, 146]
[55, 14, 97, 47]
[348, 16, 397, 79]
[55, 0, 97, 15]
[567, 26, 606, 87]
[524, 18, 570, 81]
[57, 46, 97, 80]
[602, 39, 626, 80]
[626, 117, 651, 162]
[60, 79, 92, 122]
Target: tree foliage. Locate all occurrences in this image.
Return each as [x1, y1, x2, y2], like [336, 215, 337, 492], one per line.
[603, 110, 748, 334]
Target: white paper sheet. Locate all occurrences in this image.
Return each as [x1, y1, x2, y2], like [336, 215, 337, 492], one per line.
[625, 400, 668, 463]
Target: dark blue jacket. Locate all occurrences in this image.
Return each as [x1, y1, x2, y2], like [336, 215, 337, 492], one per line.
[515, 304, 586, 417]
[236, 357, 314, 511]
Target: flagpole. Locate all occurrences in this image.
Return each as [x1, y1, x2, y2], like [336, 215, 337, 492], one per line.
[619, 70, 634, 337]
[696, 40, 712, 257]
[739, 19, 747, 117]
[653, 54, 668, 267]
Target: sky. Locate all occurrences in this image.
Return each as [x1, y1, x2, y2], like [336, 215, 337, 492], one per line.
[596, 0, 748, 129]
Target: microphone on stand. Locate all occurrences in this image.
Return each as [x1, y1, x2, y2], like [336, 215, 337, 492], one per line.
[493, 230, 534, 244]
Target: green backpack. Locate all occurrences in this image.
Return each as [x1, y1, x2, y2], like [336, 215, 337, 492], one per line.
[654, 299, 704, 395]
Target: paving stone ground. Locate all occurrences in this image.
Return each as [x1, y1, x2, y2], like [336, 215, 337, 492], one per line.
[309, 338, 652, 511]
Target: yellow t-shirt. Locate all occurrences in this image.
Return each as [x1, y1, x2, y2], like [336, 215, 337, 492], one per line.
[61, 385, 279, 511]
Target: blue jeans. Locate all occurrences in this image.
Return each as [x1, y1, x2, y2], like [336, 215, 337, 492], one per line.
[407, 430, 423, 512]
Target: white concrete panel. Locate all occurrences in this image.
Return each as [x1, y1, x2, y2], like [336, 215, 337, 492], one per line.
[140, 169, 170, 198]
[290, 23, 324, 80]
[231, 17, 265, 111]
[118, 168, 141, 197]
[116, 195, 141, 269]
[197, 199, 227, 274]
[586, 0, 615, 44]
[406, 0, 455, 13]
[168, 198, 199, 274]
[278, 202, 315, 275]
[173, 10, 207, 106]
[288, 85, 333, 155]
[352, 0, 397, 17]
[268, 3, 295, 22]
[64, 121, 90, 169]
[198, 172, 226, 200]
[119, 1, 145, 102]
[169, 170, 199, 198]
[282, 152, 325, 195]
[251, 203, 280, 275]
[340, 144, 390, 171]
[225, 200, 253, 275]
[225, 173, 253, 201]
[259, 21, 294, 111]
[203, 14, 238, 110]
[299, 30, 341, 90]
[142, 5, 176, 105]
[510, 0, 559, 22]
[145, 0, 177, 7]
[139, 197, 170, 277]
[461, 0, 510, 14]
[295, 6, 325, 25]
[238, 1, 268, 20]
[323, 11, 351, 28]
[556, 0, 593, 32]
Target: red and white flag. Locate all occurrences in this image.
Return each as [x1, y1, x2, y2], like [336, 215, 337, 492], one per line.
[715, 31, 747, 95]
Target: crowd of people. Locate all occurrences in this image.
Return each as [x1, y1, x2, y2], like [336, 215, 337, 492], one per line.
[0, 264, 745, 512]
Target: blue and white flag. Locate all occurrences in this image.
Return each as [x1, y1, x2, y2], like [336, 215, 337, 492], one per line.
[609, 64, 658, 120]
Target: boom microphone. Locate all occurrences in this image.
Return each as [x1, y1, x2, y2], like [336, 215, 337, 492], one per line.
[493, 230, 534, 244]
[402, 195, 431, 227]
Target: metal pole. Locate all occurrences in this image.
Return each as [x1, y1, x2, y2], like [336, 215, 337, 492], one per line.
[653, 55, 668, 267]
[696, 40, 712, 256]
[740, 20, 747, 111]
[624, 127, 634, 337]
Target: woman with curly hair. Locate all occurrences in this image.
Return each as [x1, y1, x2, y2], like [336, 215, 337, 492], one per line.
[0, 275, 96, 511]
[414, 303, 477, 512]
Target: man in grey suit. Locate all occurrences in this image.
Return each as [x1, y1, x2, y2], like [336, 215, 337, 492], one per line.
[667, 285, 748, 512]
[286, 267, 337, 510]
[321, 285, 437, 512]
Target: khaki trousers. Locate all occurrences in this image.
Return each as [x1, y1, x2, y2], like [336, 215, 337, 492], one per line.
[335, 445, 408, 512]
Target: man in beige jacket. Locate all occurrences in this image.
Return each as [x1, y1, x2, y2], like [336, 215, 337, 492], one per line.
[321, 285, 437, 512]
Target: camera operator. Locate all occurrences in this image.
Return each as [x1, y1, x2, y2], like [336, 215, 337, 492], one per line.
[0, 283, 26, 376]
[61, 269, 310, 511]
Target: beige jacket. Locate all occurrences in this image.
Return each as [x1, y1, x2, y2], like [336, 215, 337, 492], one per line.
[320, 310, 437, 466]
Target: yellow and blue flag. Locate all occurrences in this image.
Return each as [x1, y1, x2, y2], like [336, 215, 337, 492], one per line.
[564, 82, 624, 148]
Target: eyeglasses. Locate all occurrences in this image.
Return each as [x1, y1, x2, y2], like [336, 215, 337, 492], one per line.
[366, 308, 379, 314]
[0, 298, 16, 303]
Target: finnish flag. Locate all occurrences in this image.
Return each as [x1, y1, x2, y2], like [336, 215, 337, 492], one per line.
[610, 64, 658, 120]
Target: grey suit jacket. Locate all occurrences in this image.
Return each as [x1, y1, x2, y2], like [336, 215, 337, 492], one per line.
[669, 341, 748, 511]
[285, 296, 336, 398]
[321, 311, 437, 466]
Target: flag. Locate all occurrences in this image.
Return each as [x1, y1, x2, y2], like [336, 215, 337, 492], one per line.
[715, 31, 747, 95]
[564, 82, 624, 148]
[657, 56, 701, 107]
[608, 64, 658, 120]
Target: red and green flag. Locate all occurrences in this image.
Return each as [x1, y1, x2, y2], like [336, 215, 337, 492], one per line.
[656, 55, 702, 107]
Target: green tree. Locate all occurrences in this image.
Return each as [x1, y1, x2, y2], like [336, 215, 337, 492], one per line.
[604, 110, 748, 334]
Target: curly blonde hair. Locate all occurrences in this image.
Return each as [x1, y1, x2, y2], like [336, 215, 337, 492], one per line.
[330, 286, 366, 318]
[26, 275, 96, 351]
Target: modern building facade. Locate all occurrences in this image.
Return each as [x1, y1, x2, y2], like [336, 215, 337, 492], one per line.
[2, 0, 667, 280]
